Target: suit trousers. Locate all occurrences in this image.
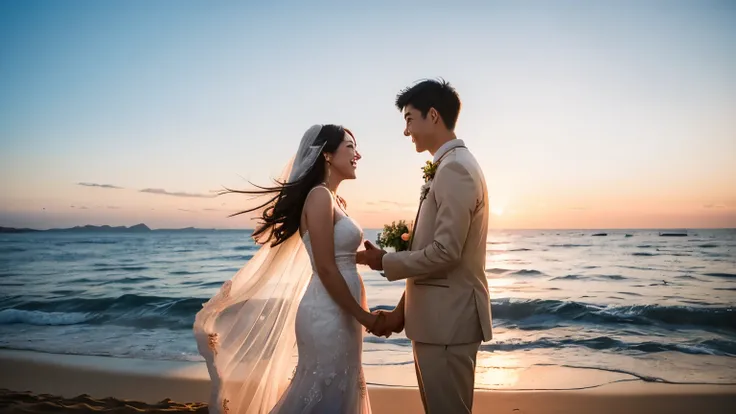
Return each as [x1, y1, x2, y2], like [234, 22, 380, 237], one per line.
[412, 340, 482, 414]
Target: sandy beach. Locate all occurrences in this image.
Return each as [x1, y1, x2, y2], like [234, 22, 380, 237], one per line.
[1, 349, 734, 414]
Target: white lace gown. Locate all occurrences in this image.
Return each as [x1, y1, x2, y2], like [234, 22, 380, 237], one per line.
[268, 213, 372, 414]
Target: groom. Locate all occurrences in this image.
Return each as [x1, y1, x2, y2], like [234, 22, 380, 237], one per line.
[357, 79, 492, 414]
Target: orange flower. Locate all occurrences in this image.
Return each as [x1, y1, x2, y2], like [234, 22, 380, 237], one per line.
[401, 233, 410, 241]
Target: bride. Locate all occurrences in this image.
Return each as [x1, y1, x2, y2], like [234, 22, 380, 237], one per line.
[193, 124, 380, 413]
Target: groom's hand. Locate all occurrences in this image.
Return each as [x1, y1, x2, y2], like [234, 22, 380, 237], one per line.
[369, 310, 393, 338]
[377, 308, 404, 335]
[369, 310, 391, 338]
[369, 309, 404, 337]
[357, 240, 386, 271]
[385, 309, 405, 334]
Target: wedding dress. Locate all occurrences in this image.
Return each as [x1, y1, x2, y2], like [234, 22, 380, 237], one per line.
[193, 125, 371, 414]
[269, 191, 371, 413]
[194, 191, 372, 414]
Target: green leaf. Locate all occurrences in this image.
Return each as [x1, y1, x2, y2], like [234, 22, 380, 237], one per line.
[376, 220, 410, 252]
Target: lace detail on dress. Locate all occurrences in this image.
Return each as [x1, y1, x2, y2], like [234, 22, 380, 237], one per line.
[268, 215, 371, 413]
[207, 333, 219, 355]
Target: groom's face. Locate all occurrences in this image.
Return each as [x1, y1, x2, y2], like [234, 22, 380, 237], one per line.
[402, 105, 432, 153]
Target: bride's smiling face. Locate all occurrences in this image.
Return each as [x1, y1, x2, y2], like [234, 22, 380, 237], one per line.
[327, 132, 361, 180]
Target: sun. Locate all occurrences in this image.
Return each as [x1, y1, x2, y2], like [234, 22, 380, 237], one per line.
[490, 195, 508, 216]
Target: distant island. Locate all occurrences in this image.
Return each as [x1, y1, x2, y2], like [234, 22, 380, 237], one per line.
[0, 224, 249, 233]
[0, 224, 151, 233]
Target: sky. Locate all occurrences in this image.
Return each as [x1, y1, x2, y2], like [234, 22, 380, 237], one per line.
[1, 0, 735, 230]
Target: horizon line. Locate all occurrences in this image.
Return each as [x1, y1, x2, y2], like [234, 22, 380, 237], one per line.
[2, 223, 734, 232]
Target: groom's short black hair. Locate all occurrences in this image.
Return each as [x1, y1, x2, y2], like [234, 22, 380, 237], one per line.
[395, 78, 461, 130]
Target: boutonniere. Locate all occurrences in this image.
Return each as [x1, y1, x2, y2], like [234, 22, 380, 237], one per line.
[422, 160, 438, 183]
[420, 160, 439, 201]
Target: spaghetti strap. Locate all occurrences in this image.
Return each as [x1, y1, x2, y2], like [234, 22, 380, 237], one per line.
[305, 185, 346, 214]
[304, 185, 335, 209]
[300, 185, 334, 240]
[301, 185, 348, 236]
[306, 184, 330, 199]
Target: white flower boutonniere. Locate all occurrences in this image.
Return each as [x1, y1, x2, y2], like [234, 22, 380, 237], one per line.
[420, 181, 431, 202]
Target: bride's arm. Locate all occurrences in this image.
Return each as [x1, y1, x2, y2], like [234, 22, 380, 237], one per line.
[304, 186, 378, 329]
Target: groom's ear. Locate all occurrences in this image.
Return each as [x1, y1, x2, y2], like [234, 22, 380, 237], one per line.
[428, 107, 440, 124]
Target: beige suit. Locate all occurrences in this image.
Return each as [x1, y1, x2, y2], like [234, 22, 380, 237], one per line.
[382, 139, 492, 413]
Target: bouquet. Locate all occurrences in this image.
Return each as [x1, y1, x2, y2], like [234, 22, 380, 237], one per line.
[376, 220, 412, 252]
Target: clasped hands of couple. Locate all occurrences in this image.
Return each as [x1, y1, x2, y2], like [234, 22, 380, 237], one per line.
[356, 240, 402, 338]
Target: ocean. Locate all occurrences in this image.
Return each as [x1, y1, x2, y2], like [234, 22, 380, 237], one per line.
[1, 228, 735, 388]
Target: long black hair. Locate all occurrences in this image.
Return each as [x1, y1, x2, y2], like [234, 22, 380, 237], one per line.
[223, 124, 353, 247]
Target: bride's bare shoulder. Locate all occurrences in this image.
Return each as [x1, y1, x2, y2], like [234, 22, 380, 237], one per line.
[303, 186, 333, 217]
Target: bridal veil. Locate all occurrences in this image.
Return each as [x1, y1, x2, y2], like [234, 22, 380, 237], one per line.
[193, 125, 327, 414]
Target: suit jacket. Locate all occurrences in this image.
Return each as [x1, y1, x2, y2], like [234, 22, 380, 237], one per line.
[382, 140, 493, 345]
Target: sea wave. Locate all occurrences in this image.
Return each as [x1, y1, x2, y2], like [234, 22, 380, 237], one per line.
[703, 272, 736, 279]
[0, 309, 92, 326]
[364, 335, 736, 356]
[489, 298, 736, 331]
[0, 294, 207, 330]
[549, 274, 628, 281]
[3, 294, 732, 333]
[510, 269, 544, 276]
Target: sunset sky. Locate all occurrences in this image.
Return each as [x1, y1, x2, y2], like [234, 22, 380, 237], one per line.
[1, 1, 734, 230]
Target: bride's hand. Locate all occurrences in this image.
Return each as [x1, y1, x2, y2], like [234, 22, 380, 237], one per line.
[359, 311, 384, 334]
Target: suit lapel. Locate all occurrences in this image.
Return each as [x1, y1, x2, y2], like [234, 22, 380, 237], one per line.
[408, 199, 423, 250]
[408, 146, 466, 250]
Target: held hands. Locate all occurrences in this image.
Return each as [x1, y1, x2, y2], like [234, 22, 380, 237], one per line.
[356, 240, 386, 271]
[364, 309, 404, 338]
[356, 241, 403, 337]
